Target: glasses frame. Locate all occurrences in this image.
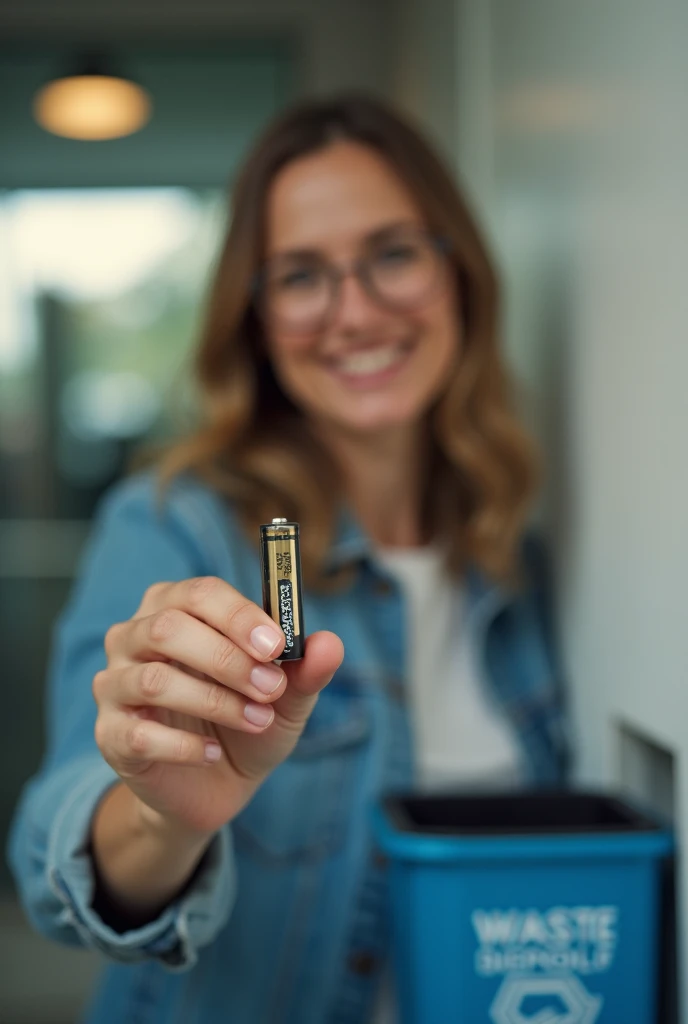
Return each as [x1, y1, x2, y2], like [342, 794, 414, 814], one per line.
[251, 229, 453, 333]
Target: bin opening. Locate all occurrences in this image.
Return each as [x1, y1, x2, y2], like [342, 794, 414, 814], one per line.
[385, 791, 662, 835]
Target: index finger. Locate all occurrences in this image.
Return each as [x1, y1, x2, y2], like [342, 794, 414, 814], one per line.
[138, 576, 285, 661]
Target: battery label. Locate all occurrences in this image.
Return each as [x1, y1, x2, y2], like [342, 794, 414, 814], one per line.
[278, 579, 295, 650]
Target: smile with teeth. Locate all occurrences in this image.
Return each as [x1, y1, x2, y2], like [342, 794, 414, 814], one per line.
[330, 343, 411, 377]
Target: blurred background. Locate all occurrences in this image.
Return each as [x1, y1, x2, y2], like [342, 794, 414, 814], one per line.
[1, 0, 686, 1021]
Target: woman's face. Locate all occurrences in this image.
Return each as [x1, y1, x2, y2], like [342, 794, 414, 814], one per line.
[261, 139, 461, 437]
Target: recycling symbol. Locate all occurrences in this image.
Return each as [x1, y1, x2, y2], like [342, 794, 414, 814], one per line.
[489, 972, 603, 1024]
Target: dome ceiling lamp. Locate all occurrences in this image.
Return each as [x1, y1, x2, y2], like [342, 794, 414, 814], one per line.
[33, 50, 152, 141]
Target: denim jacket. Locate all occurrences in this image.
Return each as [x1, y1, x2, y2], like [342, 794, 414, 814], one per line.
[7, 470, 570, 1024]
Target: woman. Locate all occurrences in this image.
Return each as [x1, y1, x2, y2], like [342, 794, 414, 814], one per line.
[8, 93, 569, 1024]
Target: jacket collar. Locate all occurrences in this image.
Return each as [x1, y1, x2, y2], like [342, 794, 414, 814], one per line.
[324, 503, 371, 570]
[325, 502, 511, 622]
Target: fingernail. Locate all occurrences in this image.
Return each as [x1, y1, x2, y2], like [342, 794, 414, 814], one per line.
[250, 624, 282, 658]
[244, 702, 274, 728]
[205, 742, 222, 763]
[250, 664, 284, 695]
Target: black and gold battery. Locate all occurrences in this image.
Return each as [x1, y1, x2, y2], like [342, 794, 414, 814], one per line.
[259, 518, 305, 661]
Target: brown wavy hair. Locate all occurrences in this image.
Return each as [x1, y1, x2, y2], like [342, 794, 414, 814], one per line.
[155, 92, 541, 593]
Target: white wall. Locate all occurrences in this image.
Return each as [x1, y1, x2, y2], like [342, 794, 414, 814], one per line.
[451, 0, 688, 1012]
[389, 0, 459, 174]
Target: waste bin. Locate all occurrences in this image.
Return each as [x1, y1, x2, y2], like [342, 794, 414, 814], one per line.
[372, 791, 673, 1024]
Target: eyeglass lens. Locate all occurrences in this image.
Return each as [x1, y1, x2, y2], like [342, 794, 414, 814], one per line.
[259, 228, 446, 329]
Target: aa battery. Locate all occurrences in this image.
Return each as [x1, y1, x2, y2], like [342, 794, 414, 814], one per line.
[259, 518, 305, 661]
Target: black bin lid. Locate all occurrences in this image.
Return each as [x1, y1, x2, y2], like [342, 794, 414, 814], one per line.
[383, 790, 664, 836]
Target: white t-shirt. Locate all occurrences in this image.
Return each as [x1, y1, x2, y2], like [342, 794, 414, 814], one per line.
[369, 542, 523, 1023]
[373, 541, 523, 789]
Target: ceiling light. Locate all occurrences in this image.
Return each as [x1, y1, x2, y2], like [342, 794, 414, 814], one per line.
[33, 51, 152, 141]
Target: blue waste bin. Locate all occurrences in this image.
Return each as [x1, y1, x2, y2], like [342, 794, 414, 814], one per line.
[372, 791, 673, 1024]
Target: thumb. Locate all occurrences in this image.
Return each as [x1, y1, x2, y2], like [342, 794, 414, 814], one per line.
[271, 631, 344, 725]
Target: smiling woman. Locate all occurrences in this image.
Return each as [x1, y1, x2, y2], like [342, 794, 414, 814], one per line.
[7, 92, 568, 1024]
[261, 145, 459, 438]
[159, 94, 541, 590]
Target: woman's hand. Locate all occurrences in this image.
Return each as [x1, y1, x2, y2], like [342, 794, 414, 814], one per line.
[92, 576, 344, 839]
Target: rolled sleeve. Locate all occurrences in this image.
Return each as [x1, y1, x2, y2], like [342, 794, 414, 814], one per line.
[7, 474, 240, 971]
[11, 754, 236, 972]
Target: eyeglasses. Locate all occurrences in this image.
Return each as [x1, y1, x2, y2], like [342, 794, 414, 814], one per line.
[253, 226, 451, 332]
